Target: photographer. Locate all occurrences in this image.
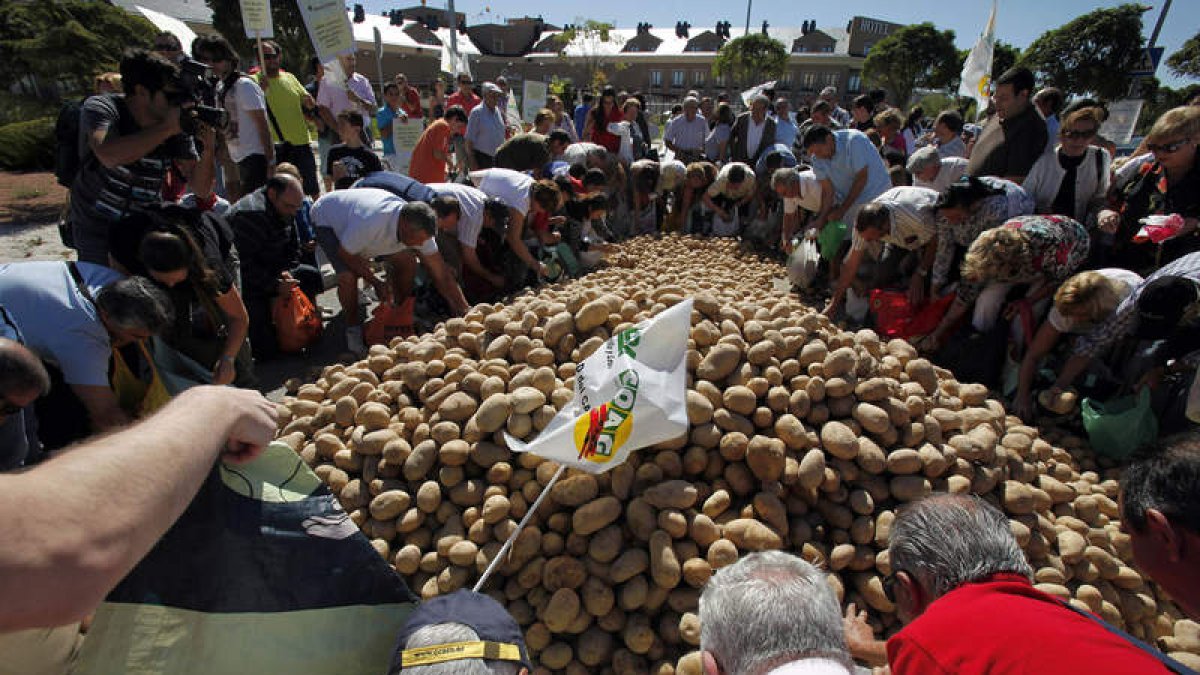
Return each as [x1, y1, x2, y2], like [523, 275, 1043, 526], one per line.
[68, 49, 198, 265]
[194, 35, 274, 198]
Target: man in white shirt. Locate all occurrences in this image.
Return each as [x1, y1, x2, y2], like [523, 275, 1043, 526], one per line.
[194, 35, 273, 196]
[311, 190, 467, 353]
[699, 550, 857, 675]
[907, 146, 969, 195]
[664, 97, 708, 163]
[823, 187, 940, 319]
[772, 168, 822, 251]
[428, 182, 509, 291]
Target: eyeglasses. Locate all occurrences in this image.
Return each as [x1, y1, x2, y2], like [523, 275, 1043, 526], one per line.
[1147, 139, 1191, 154]
[1062, 128, 1096, 140]
[882, 572, 899, 604]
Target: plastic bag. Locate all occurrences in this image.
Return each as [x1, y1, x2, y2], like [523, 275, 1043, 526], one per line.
[111, 340, 172, 417]
[1081, 387, 1159, 460]
[364, 298, 415, 346]
[787, 239, 820, 289]
[506, 299, 691, 473]
[870, 290, 956, 339]
[272, 285, 322, 353]
[1134, 214, 1185, 244]
[818, 220, 848, 261]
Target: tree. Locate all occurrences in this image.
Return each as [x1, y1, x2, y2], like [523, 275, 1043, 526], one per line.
[0, 0, 157, 98]
[1167, 31, 1200, 80]
[207, 0, 315, 78]
[712, 33, 788, 88]
[1138, 80, 1200, 133]
[1018, 4, 1146, 100]
[863, 23, 958, 108]
[552, 19, 625, 93]
[991, 41, 1021, 79]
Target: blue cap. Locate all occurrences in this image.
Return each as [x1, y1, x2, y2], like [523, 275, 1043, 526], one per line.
[389, 590, 530, 672]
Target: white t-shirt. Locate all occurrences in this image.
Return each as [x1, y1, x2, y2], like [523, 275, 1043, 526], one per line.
[311, 188, 437, 259]
[429, 182, 487, 249]
[1048, 268, 1143, 333]
[782, 169, 822, 215]
[914, 156, 969, 195]
[219, 76, 268, 162]
[745, 117, 768, 159]
[0, 262, 121, 387]
[470, 168, 533, 216]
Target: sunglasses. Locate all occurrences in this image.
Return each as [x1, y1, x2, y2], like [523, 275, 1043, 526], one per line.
[1062, 128, 1096, 140]
[1147, 139, 1191, 154]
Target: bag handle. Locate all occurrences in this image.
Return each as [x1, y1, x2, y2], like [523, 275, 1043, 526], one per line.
[67, 261, 97, 308]
[1056, 599, 1197, 674]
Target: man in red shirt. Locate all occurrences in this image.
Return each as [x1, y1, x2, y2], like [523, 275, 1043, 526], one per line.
[1121, 432, 1200, 621]
[446, 72, 480, 115]
[848, 493, 1185, 674]
[392, 73, 423, 120]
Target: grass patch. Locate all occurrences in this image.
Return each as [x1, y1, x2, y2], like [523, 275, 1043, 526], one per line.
[14, 188, 46, 200]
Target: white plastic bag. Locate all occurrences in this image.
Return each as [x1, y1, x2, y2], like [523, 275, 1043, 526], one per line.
[787, 238, 820, 289]
[506, 299, 691, 473]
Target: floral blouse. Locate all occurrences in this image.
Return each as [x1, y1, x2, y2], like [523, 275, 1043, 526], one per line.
[957, 214, 1090, 305]
[932, 177, 1035, 288]
[1111, 153, 1200, 271]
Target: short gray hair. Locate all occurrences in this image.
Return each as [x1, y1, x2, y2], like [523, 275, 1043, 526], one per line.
[399, 623, 521, 675]
[771, 167, 800, 191]
[699, 551, 849, 675]
[906, 146, 941, 175]
[751, 94, 770, 108]
[95, 276, 174, 335]
[0, 338, 49, 397]
[889, 493, 1033, 600]
[400, 202, 438, 236]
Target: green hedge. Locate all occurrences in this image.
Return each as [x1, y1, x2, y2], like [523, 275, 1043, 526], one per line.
[0, 117, 56, 171]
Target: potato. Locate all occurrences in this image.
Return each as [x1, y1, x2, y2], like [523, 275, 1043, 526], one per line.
[573, 496, 623, 535]
[697, 343, 742, 381]
[551, 474, 600, 507]
[745, 436, 785, 482]
[543, 588, 581, 633]
[643, 481, 699, 510]
[369, 490, 410, 520]
[650, 530, 682, 588]
[722, 519, 783, 551]
[438, 391, 478, 422]
[820, 421, 859, 460]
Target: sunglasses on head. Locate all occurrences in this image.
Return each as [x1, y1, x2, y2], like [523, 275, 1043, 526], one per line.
[1062, 128, 1096, 140]
[1147, 139, 1191, 154]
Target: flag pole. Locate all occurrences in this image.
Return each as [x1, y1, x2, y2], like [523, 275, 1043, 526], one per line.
[473, 465, 566, 592]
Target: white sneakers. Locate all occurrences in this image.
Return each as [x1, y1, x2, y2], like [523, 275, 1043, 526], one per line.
[345, 325, 366, 356]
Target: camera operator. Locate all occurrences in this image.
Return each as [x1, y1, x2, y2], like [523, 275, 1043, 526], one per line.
[67, 49, 198, 266]
[193, 35, 274, 199]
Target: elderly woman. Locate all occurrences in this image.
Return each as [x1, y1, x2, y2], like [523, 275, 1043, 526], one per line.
[930, 176, 1034, 297]
[546, 94, 579, 143]
[1098, 106, 1200, 272]
[926, 215, 1090, 350]
[1011, 268, 1143, 420]
[1023, 107, 1111, 224]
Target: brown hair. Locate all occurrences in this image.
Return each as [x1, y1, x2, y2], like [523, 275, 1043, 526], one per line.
[1061, 107, 1103, 134]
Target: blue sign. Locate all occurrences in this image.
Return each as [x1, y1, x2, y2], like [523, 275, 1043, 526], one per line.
[1131, 47, 1165, 76]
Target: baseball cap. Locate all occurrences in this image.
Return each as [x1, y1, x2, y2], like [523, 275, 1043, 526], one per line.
[1134, 276, 1200, 339]
[482, 82, 502, 96]
[389, 590, 531, 672]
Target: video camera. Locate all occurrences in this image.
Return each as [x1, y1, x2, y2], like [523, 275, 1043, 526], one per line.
[169, 58, 228, 134]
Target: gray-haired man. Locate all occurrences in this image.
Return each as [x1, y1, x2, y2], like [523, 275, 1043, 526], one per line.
[846, 493, 1184, 674]
[664, 97, 708, 164]
[700, 550, 856, 675]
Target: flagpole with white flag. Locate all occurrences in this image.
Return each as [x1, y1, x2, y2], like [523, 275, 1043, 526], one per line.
[959, 0, 997, 121]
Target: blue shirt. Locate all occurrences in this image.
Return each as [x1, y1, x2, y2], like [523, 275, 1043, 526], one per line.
[466, 102, 506, 156]
[377, 106, 401, 155]
[574, 104, 592, 139]
[774, 117, 799, 149]
[811, 129, 892, 207]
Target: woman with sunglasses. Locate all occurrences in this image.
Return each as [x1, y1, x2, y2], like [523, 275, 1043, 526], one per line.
[1099, 106, 1200, 272]
[1023, 107, 1111, 228]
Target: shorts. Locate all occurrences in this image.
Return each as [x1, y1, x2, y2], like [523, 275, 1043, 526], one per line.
[314, 227, 349, 274]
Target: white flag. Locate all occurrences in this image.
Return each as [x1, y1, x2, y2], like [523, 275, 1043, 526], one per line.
[506, 299, 691, 473]
[440, 45, 471, 79]
[959, 0, 997, 115]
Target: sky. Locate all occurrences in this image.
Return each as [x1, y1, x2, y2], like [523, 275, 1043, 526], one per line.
[362, 0, 1199, 88]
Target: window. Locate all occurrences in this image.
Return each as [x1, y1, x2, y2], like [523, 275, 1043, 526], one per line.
[492, 37, 505, 52]
[847, 72, 862, 93]
[693, 70, 705, 86]
[825, 72, 838, 86]
[801, 72, 816, 90]
[650, 70, 662, 87]
[778, 72, 793, 89]
[715, 71, 727, 86]
[672, 70, 685, 87]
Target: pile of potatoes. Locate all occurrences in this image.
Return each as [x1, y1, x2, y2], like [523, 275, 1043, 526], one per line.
[276, 235, 1200, 673]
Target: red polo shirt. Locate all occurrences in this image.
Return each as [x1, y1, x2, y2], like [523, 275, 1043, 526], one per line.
[887, 573, 1174, 675]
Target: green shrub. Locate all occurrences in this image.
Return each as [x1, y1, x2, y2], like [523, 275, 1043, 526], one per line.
[0, 117, 56, 171]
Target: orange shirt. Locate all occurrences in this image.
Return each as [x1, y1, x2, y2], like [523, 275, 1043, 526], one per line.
[409, 119, 453, 184]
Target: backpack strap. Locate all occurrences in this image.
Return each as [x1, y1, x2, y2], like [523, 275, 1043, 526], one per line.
[1056, 599, 1198, 674]
[67, 261, 97, 308]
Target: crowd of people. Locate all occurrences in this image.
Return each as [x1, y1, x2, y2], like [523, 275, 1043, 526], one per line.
[1, 28, 1199, 675]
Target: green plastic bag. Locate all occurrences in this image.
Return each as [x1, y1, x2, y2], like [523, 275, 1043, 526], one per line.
[818, 220, 848, 261]
[1081, 388, 1159, 460]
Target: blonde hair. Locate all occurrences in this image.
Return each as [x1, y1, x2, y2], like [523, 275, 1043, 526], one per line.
[274, 162, 302, 182]
[1054, 271, 1124, 322]
[1146, 106, 1200, 143]
[961, 227, 1031, 283]
[95, 72, 123, 93]
[533, 108, 554, 127]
